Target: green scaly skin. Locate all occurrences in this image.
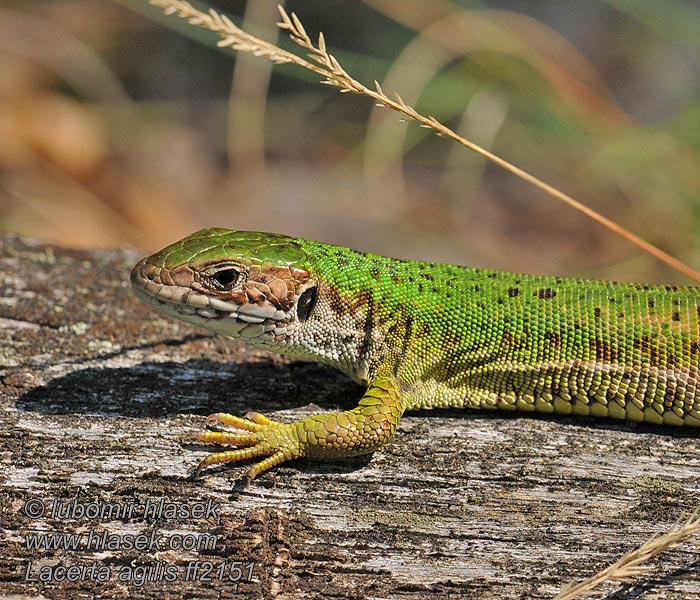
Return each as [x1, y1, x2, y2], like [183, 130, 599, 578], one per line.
[131, 228, 700, 479]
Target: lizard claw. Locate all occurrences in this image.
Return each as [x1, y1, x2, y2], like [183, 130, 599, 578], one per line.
[183, 413, 301, 479]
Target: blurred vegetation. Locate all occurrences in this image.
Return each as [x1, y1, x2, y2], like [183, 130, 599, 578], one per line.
[0, 0, 698, 283]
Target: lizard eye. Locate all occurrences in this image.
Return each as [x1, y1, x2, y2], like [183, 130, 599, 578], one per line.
[207, 266, 243, 290]
[296, 286, 317, 322]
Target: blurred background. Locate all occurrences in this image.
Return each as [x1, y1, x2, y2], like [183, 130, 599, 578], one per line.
[0, 0, 698, 282]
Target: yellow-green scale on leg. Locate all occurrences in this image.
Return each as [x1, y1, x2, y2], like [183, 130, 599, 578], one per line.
[185, 376, 404, 479]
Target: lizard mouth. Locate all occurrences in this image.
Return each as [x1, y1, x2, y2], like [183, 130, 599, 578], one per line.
[130, 258, 293, 339]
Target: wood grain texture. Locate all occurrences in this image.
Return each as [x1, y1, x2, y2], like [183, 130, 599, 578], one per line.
[1, 232, 699, 599]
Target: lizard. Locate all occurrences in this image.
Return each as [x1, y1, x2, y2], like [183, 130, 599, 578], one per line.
[131, 227, 700, 480]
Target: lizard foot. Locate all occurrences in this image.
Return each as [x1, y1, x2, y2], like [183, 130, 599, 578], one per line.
[183, 376, 405, 480]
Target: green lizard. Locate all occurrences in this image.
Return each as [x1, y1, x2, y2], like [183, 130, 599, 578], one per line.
[131, 227, 700, 479]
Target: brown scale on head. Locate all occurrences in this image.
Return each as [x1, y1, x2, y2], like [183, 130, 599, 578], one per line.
[245, 265, 313, 310]
[177, 258, 313, 312]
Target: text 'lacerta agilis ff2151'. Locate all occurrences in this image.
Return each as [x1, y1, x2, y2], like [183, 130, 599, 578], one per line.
[131, 228, 700, 479]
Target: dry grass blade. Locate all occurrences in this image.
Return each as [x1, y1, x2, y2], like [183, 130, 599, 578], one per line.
[149, 0, 700, 282]
[555, 509, 700, 600]
[151, 0, 317, 73]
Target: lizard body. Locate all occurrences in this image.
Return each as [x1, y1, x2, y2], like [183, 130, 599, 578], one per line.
[131, 228, 700, 478]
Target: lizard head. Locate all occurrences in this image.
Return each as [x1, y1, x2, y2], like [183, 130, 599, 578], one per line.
[130, 228, 318, 346]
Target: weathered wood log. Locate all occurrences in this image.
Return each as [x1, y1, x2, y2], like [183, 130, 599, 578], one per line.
[1, 232, 699, 599]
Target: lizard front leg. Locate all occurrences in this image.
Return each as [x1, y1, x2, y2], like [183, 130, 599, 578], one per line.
[184, 376, 405, 480]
